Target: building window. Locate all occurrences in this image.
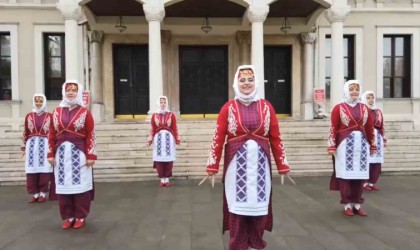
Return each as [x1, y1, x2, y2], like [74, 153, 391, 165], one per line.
[0, 32, 11, 100]
[44, 33, 65, 100]
[383, 35, 411, 98]
[325, 35, 355, 99]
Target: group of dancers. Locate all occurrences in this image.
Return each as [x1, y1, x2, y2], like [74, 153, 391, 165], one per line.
[22, 80, 96, 229]
[21, 65, 385, 250]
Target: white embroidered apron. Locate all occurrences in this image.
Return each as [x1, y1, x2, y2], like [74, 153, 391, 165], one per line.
[25, 136, 53, 174]
[55, 141, 93, 194]
[335, 131, 370, 179]
[225, 140, 271, 216]
[153, 130, 176, 162]
[369, 128, 384, 164]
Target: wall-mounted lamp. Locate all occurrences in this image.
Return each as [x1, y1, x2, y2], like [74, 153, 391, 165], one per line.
[115, 16, 127, 33]
[280, 17, 291, 34]
[201, 17, 212, 34]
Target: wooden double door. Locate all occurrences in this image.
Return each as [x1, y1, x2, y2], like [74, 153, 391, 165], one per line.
[179, 46, 228, 115]
[264, 46, 292, 115]
[114, 45, 149, 117]
[113, 45, 292, 117]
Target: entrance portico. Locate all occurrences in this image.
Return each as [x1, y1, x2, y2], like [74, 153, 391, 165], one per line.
[65, 0, 345, 121]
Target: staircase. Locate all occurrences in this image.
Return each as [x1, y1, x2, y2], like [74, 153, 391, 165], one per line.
[1, 119, 419, 185]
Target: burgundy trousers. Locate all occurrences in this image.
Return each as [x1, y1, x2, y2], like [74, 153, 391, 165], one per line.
[26, 173, 51, 194]
[58, 191, 92, 220]
[154, 161, 173, 178]
[338, 179, 364, 204]
[368, 163, 381, 184]
[229, 213, 267, 250]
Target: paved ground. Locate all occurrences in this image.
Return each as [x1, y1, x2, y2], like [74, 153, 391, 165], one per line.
[1, 175, 420, 250]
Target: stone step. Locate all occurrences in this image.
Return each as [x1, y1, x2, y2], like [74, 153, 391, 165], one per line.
[1, 142, 416, 155]
[2, 161, 420, 183]
[3, 124, 411, 139]
[2, 153, 419, 169]
[2, 166, 419, 185]
[2, 155, 420, 170]
[0, 118, 418, 184]
[1, 119, 412, 133]
[3, 119, 408, 132]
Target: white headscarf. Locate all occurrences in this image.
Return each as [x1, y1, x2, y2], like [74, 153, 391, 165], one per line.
[59, 80, 84, 108]
[361, 91, 378, 110]
[343, 80, 362, 107]
[233, 65, 260, 104]
[156, 96, 170, 114]
[32, 93, 47, 114]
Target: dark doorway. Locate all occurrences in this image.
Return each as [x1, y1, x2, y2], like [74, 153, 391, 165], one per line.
[179, 46, 228, 115]
[113, 45, 149, 117]
[264, 46, 292, 114]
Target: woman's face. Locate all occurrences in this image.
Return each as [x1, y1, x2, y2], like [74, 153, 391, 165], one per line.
[366, 93, 375, 105]
[34, 97, 44, 109]
[65, 84, 78, 101]
[160, 98, 167, 109]
[238, 70, 255, 95]
[348, 83, 360, 100]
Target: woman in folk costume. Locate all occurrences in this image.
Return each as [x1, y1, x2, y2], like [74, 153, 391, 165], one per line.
[47, 80, 97, 229]
[361, 91, 387, 191]
[328, 80, 377, 217]
[148, 96, 181, 187]
[206, 65, 290, 250]
[21, 94, 53, 203]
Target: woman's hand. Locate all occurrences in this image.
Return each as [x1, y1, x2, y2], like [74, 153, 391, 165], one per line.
[370, 149, 377, 156]
[86, 160, 95, 167]
[328, 151, 335, 156]
[21, 151, 25, 159]
[48, 158, 55, 166]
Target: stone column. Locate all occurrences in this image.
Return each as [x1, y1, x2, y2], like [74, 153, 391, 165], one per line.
[89, 30, 104, 122]
[247, 1, 269, 99]
[57, 0, 82, 81]
[161, 30, 174, 112]
[236, 31, 251, 65]
[301, 32, 316, 120]
[143, 0, 165, 114]
[325, 5, 350, 108]
[355, 0, 365, 8]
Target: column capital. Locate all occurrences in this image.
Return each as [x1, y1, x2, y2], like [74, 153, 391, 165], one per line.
[57, 0, 82, 21]
[247, 1, 269, 23]
[301, 32, 317, 45]
[89, 30, 104, 44]
[236, 31, 251, 45]
[143, 0, 165, 22]
[324, 6, 350, 24]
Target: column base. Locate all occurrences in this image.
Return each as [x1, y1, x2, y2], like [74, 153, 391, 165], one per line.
[314, 103, 328, 119]
[301, 102, 315, 120]
[11, 102, 21, 130]
[91, 103, 105, 123]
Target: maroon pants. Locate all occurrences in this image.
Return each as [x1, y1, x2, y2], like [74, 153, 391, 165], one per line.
[368, 163, 381, 184]
[338, 179, 364, 204]
[229, 213, 267, 250]
[26, 173, 51, 194]
[58, 191, 92, 220]
[154, 162, 173, 178]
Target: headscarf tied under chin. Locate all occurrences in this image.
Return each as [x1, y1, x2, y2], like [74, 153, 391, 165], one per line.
[156, 96, 170, 114]
[343, 80, 362, 107]
[32, 93, 47, 114]
[59, 80, 84, 108]
[233, 65, 260, 104]
[361, 91, 378, 110]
